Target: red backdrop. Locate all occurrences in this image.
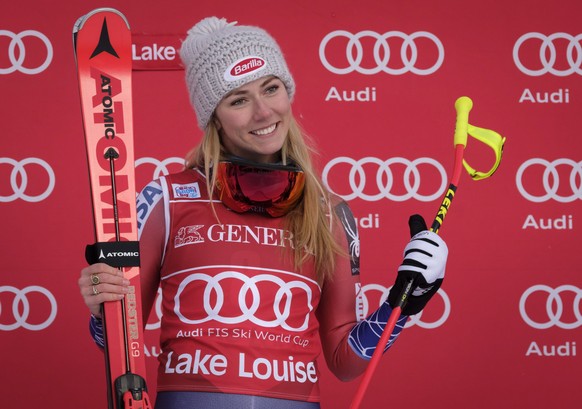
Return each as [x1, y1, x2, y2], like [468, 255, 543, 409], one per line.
[1, 1, 580, 408]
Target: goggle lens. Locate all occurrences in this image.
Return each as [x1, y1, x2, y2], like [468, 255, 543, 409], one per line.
[216, 159, 305, 217]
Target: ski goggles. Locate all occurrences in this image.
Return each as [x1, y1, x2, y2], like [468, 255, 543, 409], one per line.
[215, 157, 305, 217]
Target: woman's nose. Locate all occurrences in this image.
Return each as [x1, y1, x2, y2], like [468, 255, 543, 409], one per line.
[252, 98, 272, 120]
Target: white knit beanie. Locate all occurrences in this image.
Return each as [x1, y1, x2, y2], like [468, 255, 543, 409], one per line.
[180, 17, 296, 129]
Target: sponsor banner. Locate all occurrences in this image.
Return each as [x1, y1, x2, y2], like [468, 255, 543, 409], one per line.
[132, 33, 182, 71]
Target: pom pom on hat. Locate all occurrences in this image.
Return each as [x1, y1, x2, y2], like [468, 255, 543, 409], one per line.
[180, 17, 295, 129]
[180, 17, 236, 67]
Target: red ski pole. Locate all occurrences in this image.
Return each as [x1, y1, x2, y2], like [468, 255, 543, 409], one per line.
[349, 97, 505, 409]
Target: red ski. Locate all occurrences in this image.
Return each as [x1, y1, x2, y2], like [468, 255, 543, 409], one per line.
[73, 8, 151, 409]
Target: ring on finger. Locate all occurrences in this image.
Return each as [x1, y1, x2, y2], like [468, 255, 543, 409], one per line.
[92, 285, 100, 296]
[90, 273, 100, 285]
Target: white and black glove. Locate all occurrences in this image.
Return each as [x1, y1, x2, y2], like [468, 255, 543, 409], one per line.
[388, 214, 448, 315]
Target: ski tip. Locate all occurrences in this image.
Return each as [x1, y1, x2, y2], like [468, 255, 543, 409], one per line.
[73, 16, 85, 35]
[73, 7, 130, 34]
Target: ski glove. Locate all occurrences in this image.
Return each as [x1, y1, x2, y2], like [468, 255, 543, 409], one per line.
[387, 214, 448, 315]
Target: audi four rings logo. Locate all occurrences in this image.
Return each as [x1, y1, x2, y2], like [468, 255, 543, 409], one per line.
[322, 157, 447, 202]
[516, 158, 582, 202]
[319, 30, 444, 75]
[173, 271, 314, 332]
[519, 285, 582, 329]
[0, 286, 57, 331]
[0, 157, 56, 202]
[0, 30, 53, 75]
[360, 283, 450, 329]
[513, 32, 582, 76]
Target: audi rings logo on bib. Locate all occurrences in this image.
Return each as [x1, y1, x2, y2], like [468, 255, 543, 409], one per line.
[360, 283, 450, 329]
[319, 30, 444, 75]
[0, 157, 56, 202]
[0, 30, 53, 75]
[513, 32, 582, 76]
[516, 158, 582, 203]
[322, 157, 447, 202]
[169, 268, 317, 332]
[519, 285, 582, 329]
[0, 286, 57, 331]
[146, 288, 164, 331]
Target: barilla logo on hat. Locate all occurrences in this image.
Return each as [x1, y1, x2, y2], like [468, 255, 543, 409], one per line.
[223, 56, 266, 82]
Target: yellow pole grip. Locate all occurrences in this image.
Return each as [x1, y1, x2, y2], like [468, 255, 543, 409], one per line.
[454, 96, 473, 147]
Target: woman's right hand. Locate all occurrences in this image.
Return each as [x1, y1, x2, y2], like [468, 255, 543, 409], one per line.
[78, 263, 130, 318]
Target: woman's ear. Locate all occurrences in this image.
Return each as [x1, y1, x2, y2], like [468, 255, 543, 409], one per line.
[212, 114, 222, 131]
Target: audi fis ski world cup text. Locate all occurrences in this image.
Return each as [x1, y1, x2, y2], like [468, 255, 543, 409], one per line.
[175, 328, 310, 348]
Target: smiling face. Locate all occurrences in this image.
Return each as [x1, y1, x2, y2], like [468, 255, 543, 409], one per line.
[214, 76, 291, 164]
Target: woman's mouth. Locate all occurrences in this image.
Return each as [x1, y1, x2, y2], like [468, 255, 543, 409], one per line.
[251, 123, 277, 136]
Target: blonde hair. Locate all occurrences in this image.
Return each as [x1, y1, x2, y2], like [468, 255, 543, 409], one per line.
[185, 117, 344, 283]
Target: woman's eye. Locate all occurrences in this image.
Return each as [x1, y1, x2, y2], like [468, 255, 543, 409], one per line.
[265, 84, 280, 94]
[230, 98, 245, 106]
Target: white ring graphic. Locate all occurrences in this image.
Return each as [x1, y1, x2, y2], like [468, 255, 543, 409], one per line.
[360, 283, 450, 329]
[174, 271, 313, 332]
[145, 287, 163, 331]
[513, 33, 582, 77]
[135, 157, 184, 180]
[322, 156, 447, 202]
[319, 30, 444, 75]
[515, 158, 582, 202]
[0, 30, 53, 75]
[0, 285, 57, 331]
[513, 32, 582, 76]
[519, 284, 582, 329]
[0, 157, 56, 202]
